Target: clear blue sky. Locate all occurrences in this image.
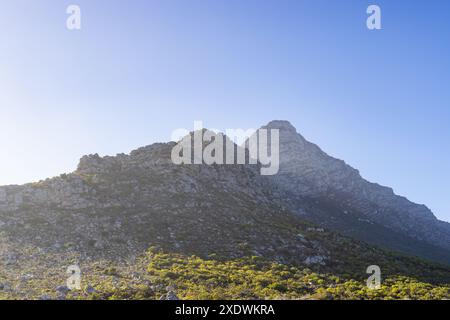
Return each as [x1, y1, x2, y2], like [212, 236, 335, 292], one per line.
[0, 0, 449, 222]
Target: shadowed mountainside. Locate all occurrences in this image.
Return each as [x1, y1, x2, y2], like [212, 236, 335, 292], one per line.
[0, 123, 449, 299]
[248, 121, 450, 264]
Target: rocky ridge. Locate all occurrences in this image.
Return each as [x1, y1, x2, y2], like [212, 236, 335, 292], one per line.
[0, 122, 449, 299]
[252, 120, 450, 263]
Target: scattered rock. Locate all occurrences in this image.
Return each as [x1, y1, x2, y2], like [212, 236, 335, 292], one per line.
[86, 286, 96, 294]
[56, 285, 71, 295]
[304, 255, 326, 266]
[166, 291, 179, 300]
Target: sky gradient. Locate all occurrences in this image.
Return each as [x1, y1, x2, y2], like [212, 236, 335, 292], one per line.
[0, 0, 449, 222]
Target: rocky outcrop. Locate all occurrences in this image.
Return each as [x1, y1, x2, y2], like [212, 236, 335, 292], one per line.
[253, 120, 450, 262]
[0, 121, 449, 268]
[0, 138, 317, 268]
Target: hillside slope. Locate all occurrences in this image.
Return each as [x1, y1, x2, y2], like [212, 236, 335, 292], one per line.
[0, 128, 449, 299]
[251, 121, 450, 264]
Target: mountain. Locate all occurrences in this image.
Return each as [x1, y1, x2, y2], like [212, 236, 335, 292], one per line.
[0, 123, 449, 299]
[252, 120, 450, 264]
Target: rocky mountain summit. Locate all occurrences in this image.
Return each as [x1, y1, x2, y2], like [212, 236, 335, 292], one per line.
[0, 121, 449, 299]
[0, 121, 449, 264]
[250, 121, 450, 264]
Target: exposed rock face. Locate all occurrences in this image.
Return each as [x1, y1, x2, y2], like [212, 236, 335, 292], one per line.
[304, 255, 326, 266]
[254, 120, 450, 263]
[0, 121, 449, 268]
[0, 138, 323, 268]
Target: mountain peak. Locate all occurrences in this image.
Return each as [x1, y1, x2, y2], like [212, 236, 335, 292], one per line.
[264, 120, 297, 132]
